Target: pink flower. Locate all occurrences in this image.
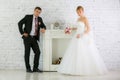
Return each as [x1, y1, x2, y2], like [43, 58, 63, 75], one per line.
[65, 27, 71, 34]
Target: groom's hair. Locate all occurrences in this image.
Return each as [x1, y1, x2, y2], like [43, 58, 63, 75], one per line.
[34, 7, 42, 11]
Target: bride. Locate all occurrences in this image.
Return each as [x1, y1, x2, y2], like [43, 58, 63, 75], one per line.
[57, 6, 108, 75]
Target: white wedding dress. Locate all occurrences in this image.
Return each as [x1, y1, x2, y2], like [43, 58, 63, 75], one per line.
[57, 21, 108, 75]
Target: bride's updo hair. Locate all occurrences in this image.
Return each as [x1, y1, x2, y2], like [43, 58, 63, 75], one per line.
[76, 6, 84, 11]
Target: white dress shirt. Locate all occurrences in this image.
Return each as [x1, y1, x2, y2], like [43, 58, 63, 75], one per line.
[30, 15, 37, 36]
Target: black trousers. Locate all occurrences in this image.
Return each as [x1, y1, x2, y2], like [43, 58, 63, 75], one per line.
[23, 36, 40, 70]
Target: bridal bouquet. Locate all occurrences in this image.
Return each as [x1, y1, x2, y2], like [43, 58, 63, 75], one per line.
[65, 27, 72, 34]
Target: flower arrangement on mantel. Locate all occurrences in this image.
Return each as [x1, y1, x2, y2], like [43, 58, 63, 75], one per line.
[64, 26, 77, 34]
[65, 27, 72, 34]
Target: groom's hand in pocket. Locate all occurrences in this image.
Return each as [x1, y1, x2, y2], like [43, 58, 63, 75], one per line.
[23, 33, 28, 37]
[76, 34, 80, 38]
[40, 28, 46, 33]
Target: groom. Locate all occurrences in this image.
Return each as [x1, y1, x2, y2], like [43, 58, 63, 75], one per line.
[18, 7, 46, 73]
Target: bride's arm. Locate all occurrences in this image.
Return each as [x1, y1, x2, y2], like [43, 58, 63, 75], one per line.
[71, 27, 77, 30]
[84, 18, 90, 34]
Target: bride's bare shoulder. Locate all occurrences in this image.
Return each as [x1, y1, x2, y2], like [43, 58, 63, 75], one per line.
[82, 17, 89, 24]
[83, 16, 88, 21]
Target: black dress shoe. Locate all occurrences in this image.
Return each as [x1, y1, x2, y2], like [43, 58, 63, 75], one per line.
[33, 68, 43, 73]
[26, 69, 33, 73]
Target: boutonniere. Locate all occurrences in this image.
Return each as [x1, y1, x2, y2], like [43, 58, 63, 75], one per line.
[38, 22, 41, 25]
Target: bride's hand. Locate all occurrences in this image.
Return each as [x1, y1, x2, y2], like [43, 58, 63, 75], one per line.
[72, 27, 77, 30]
[76, 34, 80, 38]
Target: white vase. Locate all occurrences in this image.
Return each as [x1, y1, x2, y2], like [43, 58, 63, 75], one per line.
[50, 24, 54, 30]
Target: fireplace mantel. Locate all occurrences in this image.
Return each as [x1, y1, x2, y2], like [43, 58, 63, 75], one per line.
[42, 30, 76, 71]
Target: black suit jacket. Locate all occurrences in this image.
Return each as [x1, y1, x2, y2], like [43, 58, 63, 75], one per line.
[18, 15, 46, 41]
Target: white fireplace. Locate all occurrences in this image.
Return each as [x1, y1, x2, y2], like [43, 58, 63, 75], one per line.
[42, 30, 76, 71]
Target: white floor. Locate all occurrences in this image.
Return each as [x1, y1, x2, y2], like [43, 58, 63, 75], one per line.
[0, 70, 120, 80]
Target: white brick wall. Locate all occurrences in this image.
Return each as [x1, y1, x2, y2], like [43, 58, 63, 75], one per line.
[0, 0, 120, 70]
